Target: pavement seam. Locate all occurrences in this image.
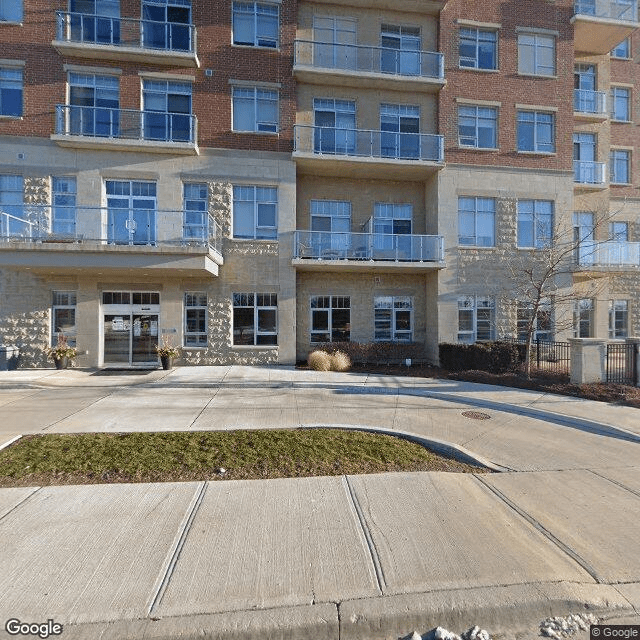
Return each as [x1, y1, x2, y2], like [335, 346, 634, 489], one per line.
[473, 475, 603, 584]
[147, 481, 208, 617]
[342, 475, 387, 596]
[611, 585, 640, 616]
[587, 469, 640, 499]
[39, 389, 119, 432]
[186, 384, 222, 429]
[0, 486, 41, 522]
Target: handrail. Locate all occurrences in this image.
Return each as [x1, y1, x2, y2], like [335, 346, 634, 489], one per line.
[573, 160, 606, 184]
[573, 88, 607, 115]
[574, 0, 638, 22]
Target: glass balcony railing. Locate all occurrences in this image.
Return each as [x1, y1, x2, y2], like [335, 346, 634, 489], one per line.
[294, 125, 444, 163]
[0, 205, 221, 256]
[55, 105, 197, 144]
[294, 230, 444, 262]
[574, 160, 607, 184]
[55, 11, 196, 53]
[574, 0, 638, 22]
[574, 89, 608, 115]
[294, 40, 444, 81]
[577, 241, 640, 266]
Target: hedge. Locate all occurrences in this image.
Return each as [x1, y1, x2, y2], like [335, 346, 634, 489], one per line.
[438, 341, 521, 374]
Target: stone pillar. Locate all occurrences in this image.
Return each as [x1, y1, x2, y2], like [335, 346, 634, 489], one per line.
[625, 338, 640, 387]
[568, 338, 606, 384]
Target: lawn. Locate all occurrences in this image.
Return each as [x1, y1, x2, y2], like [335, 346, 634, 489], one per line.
[0, 428, 485, 487]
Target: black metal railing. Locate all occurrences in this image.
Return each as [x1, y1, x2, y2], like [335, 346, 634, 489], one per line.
[606, 342, 638, 385]
[503, 337, 571, 374]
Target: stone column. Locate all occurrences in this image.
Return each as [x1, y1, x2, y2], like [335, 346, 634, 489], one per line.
[568, 338, 606, 384]
[625, 338, 640, 387]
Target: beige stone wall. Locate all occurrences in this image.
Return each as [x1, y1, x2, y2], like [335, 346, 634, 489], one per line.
[296, 270, 434, 360]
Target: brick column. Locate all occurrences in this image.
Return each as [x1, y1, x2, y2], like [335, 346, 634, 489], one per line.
[568, 338, 607, 384]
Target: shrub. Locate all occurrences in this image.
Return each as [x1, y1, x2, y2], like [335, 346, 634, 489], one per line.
[317, 341, 427, 364]
[438, 341, 520, 374]
[330, 350, 351, 372]
[308, 350, 331, 371]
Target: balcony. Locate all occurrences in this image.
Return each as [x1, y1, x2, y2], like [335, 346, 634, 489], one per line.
[0, 206, 222, 276]
[574, 161, 607, 188]
[577, 241, 640, 269]
[574, 89, 608, 119]
[52, 11, 199, 67]
[305, 0, 447, 14]
[572, 1, 639, 54]
[293, 124, 444, 179]
[292, 230, 445, 273]
[293, 40, 445, 92]
[51, 105, 198, 154]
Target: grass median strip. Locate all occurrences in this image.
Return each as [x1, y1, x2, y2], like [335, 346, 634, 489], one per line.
[0, 429, 486, 487]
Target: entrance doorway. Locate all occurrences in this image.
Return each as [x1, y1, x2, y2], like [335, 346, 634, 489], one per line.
[102, 291, 160, 366]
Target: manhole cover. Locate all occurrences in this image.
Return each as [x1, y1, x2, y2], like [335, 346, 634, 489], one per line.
[461, 411, 491, 420]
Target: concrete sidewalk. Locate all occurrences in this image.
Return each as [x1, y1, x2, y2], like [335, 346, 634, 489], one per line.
[0, 366, 639, 639]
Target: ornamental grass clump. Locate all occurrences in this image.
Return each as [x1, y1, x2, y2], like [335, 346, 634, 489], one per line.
[330, 350, 351, 372]
[308, 350, 331, 371]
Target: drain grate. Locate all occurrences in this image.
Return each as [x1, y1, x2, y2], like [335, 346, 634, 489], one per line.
[461, 410, 491, 420]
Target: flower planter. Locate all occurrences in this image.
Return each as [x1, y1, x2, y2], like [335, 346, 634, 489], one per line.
[160, 355, 173, 370]
[53, 356, 69, 370]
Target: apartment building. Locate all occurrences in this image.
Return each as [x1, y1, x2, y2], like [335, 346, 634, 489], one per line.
[1, 0, 639, 368]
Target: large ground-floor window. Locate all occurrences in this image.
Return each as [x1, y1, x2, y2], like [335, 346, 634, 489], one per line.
[52, 291, 77, 347]
[458, 296, 494, 343]
[184, 292, 207, 347]
[310, 295, 350, 343]
[233, 293, 278, 345]
[374, 296, 413, 342]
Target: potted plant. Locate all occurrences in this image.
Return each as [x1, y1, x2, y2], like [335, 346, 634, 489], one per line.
[45, 334, 78, 370]
[156, 337, 180, 370]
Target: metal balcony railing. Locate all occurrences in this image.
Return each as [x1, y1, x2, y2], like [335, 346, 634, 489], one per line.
[294, 40, 444, 80]
[55, 105, 197, 144]
[55, 11, 196, 53]
[578, 241, 640, 266]
[294, 125, 444, 163]
[0, 206, 221, 256]
[574, 160, 607, 184]
[574, 0, 638, 22]
[574, 88, 608, 115]
[294, 230, 444, 262]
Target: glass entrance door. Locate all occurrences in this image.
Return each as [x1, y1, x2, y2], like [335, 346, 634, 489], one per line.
[132, 313, 158, 363]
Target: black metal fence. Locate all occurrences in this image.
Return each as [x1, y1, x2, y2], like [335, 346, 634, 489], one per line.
[606, 342, 639, 386]
[503, 338, 571, 375]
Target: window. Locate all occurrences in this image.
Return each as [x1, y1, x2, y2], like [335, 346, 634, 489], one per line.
[68, 72, 119, 137]
[373, 203, 412, 234]
[459, 28, 497, 70]
[232, 1, 278, 48]
[374, 296, 413, 342]
[609, 221, 629, 241]
[381, 24, 421, 75]
[611, 86, 631, 121]
[310, 296, 350, 343]
[313, 16, 357, 70]
[0, 67, 22, 117]
[458, 196, 495, 247]
[458, 296, 494, 343]
[609, 300, 628, 338]
[233, 185, 277, 239]
[311, 200, 351, 232]
[0, 174, 24, 236]
[612, 38, 631, 59]
[458, 105, 497, 148]
[142, 0, 192, 52]
[518, 32, 555, 76]
[232, 86, 278, 133]
[0, 1, 23, 22]
[69, 0, 120, 45]
[184, 292, 207, 347]
[517, 200, 553, 248]
[610, 149, 631, 184]
[106, 180, 157, 245]
[517, 111, 555, 153]
[574, 211, 596, 265]
[233, 293, 277, 345]
[380, 103, 420, 159]
[52, 291, 77, 347]
[183, 183, 208, 242]
[143, 79, 192, 142]
[313, 98, 356, 154]
[52, 177, 76, 237]
[574, 299, 594, 338]
[517, 300, 553, 342]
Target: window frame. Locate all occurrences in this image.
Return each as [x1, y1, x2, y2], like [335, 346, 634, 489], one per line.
[517, 199, 554, 249]
[518, 32, 556, 77]
[0, 0, 23, 23]
[517, 110, 555, 154]
[52, 177, 77, 237]
[52, 291, 77, 348]
[609, 300, 629, 339]
[310, 295, 351, 344]
[374, 295, 413, 343]
[459, 27, 498, 70]
[232, 292, 278, 346]
[609, 221, 629, 241]
[517, 299, 553, 342]
[458, 104, 498, 149]
[232, 85, 279, 133]
[611, 38, 631, 59]
[232, 1, 279, 49]
[184, 292, 208, 348]
[232, 184, 277, 240]
[183, 182, 208, 242]
[611, 86, 631, 122]
[142, 78, 193, 142]
[610, 149, 631, 185]
[458, 196, 496, 247]
[0, 66, 23, 118]
[574, 298, 594, 338]
[457, 295, 495, 343]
